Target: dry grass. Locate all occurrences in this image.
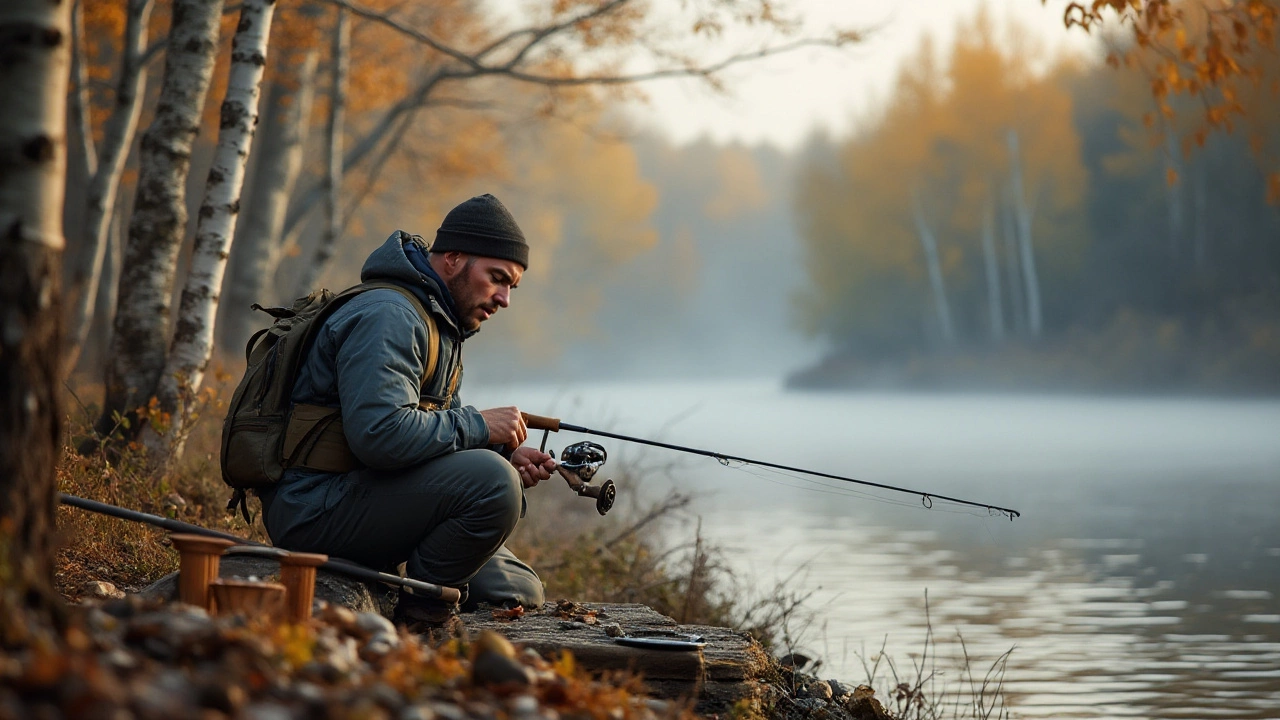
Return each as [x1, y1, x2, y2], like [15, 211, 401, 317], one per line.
[57, 374, 266, 599]
[856, 593, 1013, 720]
[54, 374, 800, 651]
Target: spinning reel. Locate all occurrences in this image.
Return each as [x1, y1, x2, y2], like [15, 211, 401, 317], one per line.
[542, 435, 616, 516]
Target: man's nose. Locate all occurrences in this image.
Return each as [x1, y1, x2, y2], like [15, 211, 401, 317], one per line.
[494, 287, 510, 308]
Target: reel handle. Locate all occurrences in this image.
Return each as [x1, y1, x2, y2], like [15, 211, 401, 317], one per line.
[521, 412, 561, 432]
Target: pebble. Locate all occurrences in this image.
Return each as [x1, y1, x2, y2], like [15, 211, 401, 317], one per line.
[792, 697, 828, 713]
[401, 705, 437, 720]
[801, 679, 833, 700]
[83, 580, 126, 600]
[430, 702, 466, 720]
[510, 694, 539, 715]
[828, 679, 854, 700]
[601, 623, 624, 638]
[356, 611, 397, 638]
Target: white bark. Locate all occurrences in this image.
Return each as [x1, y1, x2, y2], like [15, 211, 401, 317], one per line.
[219, 44, 319, 350]
[1000, 191, 1026, 335]
[0, 0, 71, 588]
[1006, 129, 1042, 337]
[911, 192, 955, 345]
[69, 0, 96, 182]
[294, 6, 350, 297]
[148, 0, 277, 456]
[0, 2, 69, 256]
[64, 0, 155, 375]
[96, 0, 224, 443]
[980, 198, 1004, 342]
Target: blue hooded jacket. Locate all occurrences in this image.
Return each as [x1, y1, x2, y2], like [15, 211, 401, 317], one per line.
[262, 230, 491, 529]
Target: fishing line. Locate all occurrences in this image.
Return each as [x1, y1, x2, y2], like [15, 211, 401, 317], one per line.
[550, 421, 1020, 520]
[724, 461, 996, 518]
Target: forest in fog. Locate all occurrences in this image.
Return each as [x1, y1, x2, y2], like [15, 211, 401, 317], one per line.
[790, 11, 1280, 392]
[62, 2, 1280, 397]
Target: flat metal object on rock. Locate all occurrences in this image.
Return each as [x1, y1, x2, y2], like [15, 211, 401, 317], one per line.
[615, 630, 706, 651]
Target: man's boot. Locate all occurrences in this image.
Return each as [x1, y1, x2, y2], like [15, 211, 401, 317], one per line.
[393, 589, 464, 641]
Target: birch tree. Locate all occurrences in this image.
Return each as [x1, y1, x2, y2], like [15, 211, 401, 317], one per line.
[219, 40, 320, 350]
[980, 198, 1004, 341]
[91, 0, 224, 447]
[911, 192, 956, 344]
[0, 0, 71, 619]
[63, 0, 155, 374]
[147, 0, 277, 456]
[292, 5, 349, 298]
[1000, 193, 1026, 335]
[1006, 129, 1042, 337]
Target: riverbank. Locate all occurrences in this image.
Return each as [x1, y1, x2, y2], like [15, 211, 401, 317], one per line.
[788, 321, 1280, 395]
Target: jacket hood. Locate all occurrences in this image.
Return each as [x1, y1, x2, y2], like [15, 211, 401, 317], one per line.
[361, 230, 472, 338]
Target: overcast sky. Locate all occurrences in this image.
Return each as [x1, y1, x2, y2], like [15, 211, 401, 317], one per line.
[619, 0, 1102, 149]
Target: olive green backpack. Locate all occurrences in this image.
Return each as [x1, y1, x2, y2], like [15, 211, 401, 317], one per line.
[220, 282, 438, 520]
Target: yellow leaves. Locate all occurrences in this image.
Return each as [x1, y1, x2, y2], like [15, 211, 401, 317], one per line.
[271, 623, 315, 668]
[553, 650, 576, 678]
[1166, 167, 1179, 187]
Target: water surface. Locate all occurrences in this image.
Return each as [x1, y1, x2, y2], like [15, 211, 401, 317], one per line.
[471, 381, 1280, 719]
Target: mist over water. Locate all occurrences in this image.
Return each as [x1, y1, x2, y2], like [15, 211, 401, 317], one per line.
[471, 380, 1280, 719]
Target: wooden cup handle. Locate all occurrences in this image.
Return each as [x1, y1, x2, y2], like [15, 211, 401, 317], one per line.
[521, 412, 561, 432]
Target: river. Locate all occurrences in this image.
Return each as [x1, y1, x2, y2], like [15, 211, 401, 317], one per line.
[469, 379, 1280, 719]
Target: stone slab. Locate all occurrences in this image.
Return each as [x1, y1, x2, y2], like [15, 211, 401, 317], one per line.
[463, 603, 772, 713]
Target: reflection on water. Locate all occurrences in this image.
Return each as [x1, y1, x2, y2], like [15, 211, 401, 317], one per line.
[471, 380, 1280, 719]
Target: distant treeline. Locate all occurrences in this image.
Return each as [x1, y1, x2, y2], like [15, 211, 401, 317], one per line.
[789, 11, 1280, 393]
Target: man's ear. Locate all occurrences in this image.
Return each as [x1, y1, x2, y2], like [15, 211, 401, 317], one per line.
[430, 251, 464, 279]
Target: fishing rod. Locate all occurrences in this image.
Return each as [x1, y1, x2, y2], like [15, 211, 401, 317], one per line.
[59, 493, 462, 602]
[522, 413, 1021, 520]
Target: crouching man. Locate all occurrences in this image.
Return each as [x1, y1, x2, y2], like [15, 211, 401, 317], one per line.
[258, 194, 555, 629]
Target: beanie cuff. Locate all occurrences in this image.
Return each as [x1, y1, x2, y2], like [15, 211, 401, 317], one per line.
[432, 229, 530, 269]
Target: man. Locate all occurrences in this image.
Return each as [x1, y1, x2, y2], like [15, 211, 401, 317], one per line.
[258, 194, 556, 627]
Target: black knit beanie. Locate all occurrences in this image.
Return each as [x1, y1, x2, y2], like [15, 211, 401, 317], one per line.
[431, 194, 529, 269]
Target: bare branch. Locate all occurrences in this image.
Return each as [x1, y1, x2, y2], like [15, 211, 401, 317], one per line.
[473, 0, 632, 61]
[321, 0, 861, 88]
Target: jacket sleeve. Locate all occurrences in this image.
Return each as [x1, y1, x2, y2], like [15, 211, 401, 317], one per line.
[332, 298, 490, 469]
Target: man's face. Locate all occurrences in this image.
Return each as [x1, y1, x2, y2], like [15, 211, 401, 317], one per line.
[437, 253, 523, 332]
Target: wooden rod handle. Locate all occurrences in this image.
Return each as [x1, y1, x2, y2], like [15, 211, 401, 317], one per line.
[521, 412, 560, 432]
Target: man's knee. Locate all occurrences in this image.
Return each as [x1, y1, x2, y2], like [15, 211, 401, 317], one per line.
[456, 450, 522, 525]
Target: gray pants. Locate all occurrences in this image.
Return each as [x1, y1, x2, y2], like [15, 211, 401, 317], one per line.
[262, 449, 544, 609]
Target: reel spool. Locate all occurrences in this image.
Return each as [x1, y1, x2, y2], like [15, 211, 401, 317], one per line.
[553, 441, 616, 516]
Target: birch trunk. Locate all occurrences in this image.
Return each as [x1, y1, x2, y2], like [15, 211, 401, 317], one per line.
[219, 45, 319, 351]
[68, 0, 96, 184]
[0, 0, 70, 614]
[294, 7, 350, 297]
[93, 0, 224, 446]
[911, 193, 955, 345]
[64, 0, 155, 375]
[980, 198, 1004, 342]
[147, 0, 277, 458]
[1006, 129, 1042, 338]
[1000, 191, 1026, 336]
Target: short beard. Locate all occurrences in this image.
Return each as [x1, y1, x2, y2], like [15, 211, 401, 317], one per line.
[445, 258, 482, 332]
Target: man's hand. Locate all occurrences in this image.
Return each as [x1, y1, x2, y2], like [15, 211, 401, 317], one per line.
[510, 446, 555, 489]
[480, 406, 527, 451]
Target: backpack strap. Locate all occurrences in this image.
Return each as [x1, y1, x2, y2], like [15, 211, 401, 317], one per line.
[286, 282, 445, 474]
